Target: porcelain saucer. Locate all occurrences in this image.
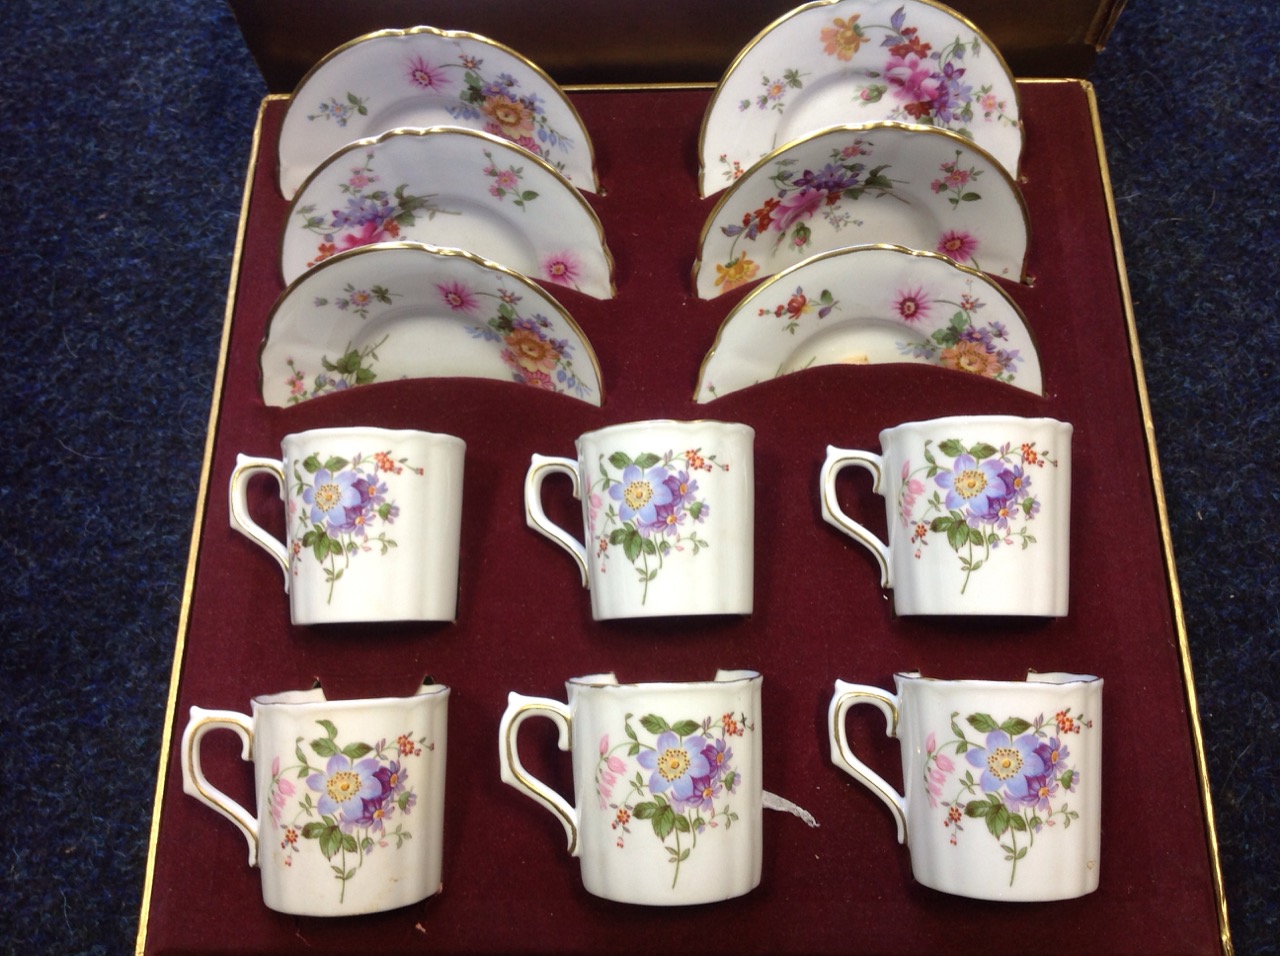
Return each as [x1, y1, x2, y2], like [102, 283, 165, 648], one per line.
[698, 0, 1021, 197]
[281, 127, 615, 298]
[260, 242, 604, 407]
[278, 26, 598, 199]
[695, 244, 1040, 401]
[693, 122, 1029, 299]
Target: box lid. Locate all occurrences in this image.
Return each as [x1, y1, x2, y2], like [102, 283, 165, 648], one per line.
[226, 0, 1128, 91]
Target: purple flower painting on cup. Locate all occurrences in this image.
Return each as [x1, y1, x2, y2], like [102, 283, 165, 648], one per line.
[922, 708, 1092, 886]
[266, 720, 432, 904]
[595, 711, 752, 889]
[895, 436, 1059, 593]
[588, 448, 724, 604]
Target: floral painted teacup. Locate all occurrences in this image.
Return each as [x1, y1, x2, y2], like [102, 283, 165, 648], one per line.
[828, 671, 1102, 902]
[524, 420, 755, 619]
[498, 671, 763, 905]
[820, 415, 1073, 615]
[180, 682, 450, 916]
[229, 427, 465, 624]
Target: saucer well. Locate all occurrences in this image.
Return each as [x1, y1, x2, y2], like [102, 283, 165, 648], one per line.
[281, 127, 615, 298]
[693, 122, 1029, 299]
[260, 242, 604, 407]
[698, 0, 1021, 197]
[278, 26, 599, 199]
[694, 244, 1040, 401]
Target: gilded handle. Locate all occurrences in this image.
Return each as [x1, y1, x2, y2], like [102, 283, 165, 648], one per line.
[523, 454, 588, 587]
[819, 445, 891, 588]
[227, 453, 290, 589]
[827, 680, 907, 844]
[180, 706, 259, 866]
[498, 692, 579, 856]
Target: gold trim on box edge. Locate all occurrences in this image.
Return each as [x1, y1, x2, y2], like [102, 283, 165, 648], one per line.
[133, 94, 274, 956]
[1070, 76, 1233, 955]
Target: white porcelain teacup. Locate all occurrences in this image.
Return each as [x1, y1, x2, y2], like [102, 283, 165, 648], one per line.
[820, 415, 1073, 615]
[229, 426, 465, 624]
[181, 682, 450, 916]
[524, 420, 754, 619]
[828, 671, 1102, 902]
[499, 670, 763, 905]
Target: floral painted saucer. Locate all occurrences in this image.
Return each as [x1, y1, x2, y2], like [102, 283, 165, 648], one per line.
[281, 127, 615, 298]
[260, 242, 604, 407]
[698, 0, 1021, 197]
[692, 122, 1028, 299]
[278, 26, 598, 199]
[694, 244, 1040, 401]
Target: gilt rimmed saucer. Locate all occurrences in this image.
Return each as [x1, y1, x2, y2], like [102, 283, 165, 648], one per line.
[281, 127, 615, 298]
[260, 242, 604, 407]
[698, 0, 1021, 197]
[278, 26, 598, 199]
[693, 122, 1029, 299]
[695, 243, 1040, 401]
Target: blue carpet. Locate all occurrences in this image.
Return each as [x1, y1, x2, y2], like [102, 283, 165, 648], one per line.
[2, 0, 1275, 952]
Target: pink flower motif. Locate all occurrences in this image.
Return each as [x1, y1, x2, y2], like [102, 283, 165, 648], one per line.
[599, 734, 609, 755]
[894, 286, 931, 322]
[934, 752, 955, 773]
[773, 188, 828, 231]
[937, 229, 979, 263]
[407, 55, 449, 91]
[606, 755, 626, 774]
[925, 732, 937, 754]
[885, 53, 942, 104]
[338, 218, 397, 252]
[438, 280, 478, 312]
[541, 251, 581, 288]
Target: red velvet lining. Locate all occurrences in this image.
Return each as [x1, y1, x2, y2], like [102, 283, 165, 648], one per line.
[141, 84, 1222, 953]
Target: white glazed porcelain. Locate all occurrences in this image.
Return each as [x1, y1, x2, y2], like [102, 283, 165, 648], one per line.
[499, 670, 763, 905]
[181, 683, 450, 916]
[229, 427, 465, 624]
[693, 122, 1029, 299]
[525, 420, 755, 619]
[281, 127, 614, 297]
[694, 243, 1041, 402]
[698, 0, 1022, 197]
[820, 415, 1072, 616]
[259, 242, 604, 407]
[278, 25, 598, 198]
[828, 672, 1102, 901]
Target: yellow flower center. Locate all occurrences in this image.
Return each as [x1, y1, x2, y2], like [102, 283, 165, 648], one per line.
[623, 480, 654, 511]
[955, 469, 987, 499]
[326, 769, 361, 802]
[315, 481, 342, 512]
[987, 747, 1023, 781]
[657, 747, 690, 781]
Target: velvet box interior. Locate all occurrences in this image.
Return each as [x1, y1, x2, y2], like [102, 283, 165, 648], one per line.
[137, 80, 1227, 953]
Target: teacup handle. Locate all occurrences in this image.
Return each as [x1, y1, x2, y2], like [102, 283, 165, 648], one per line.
[498, 692, 579, 856]
[180, 706, 259, 866]
[827, 680, 907, 843]
[523, 454, 588, 587]
[819, 445, 891, 588]
[228, 453, 290, 589]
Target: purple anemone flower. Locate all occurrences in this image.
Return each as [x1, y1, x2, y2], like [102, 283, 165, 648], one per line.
[303, 468, 362, 527]
[935, 453, 1010, 517]
[637, 730, 710, 801]
[966, 731, 1046, 796]
[307, 753, 384, 820]
[610, 463, 674, 525]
